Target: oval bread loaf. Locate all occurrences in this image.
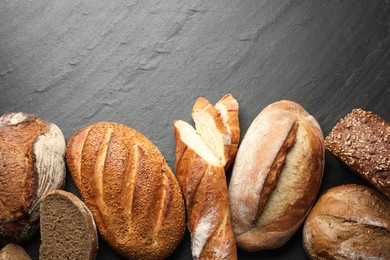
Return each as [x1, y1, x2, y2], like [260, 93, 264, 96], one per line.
[0, 112, 66, 244]
[66, 122, 186, 259]
[229, 100, 324, 251]
[303, 184, 390, 259]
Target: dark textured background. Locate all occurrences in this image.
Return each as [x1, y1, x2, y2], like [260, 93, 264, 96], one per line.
[1, 0, 390, 259]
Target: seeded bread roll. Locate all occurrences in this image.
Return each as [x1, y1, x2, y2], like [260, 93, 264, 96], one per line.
[174, 120, 237, 259]
[0, 112, 66, 244]
[40, 190, 98, 260]
[229, 100, 324, 251]
[66, 122, 186, 259]
[325, 108, 390, 199]
[0, 244, 31, 260]
[303, 184, 390, 259]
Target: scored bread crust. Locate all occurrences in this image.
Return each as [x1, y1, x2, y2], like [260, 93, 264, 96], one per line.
[0, 112, 66, 245]
[229, 100, 324, 251]
[40, 190, 98, 260]
[302, 184, 390, 259]
[215, 94, 240, 170]
[192, 97, 231, 169]
[174, 120, 237, 260]
[66, 122, 186, 260]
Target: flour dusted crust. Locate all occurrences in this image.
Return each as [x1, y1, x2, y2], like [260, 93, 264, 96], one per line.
[228, 100, 324, 251]
[0, 112, 66, 244]
[66, 122, 185, 259]
[303, 184, 390, 259]
[325, 108, 390, 199]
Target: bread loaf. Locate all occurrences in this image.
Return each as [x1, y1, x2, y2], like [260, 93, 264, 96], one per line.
[228, 100, 324, 251]
[40, 190, 98, 260]
[303, 184, 390, 259]
[0, 112, 66, 244]
[325, 108, 390, 199]
[192, 94, 239, 170]
[0, 244, 31, 260]
[66, 122, 185, 259]
[174, 120, 237, 259]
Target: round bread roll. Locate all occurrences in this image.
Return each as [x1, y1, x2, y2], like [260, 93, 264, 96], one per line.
[303, 184, 390, 259]
[0, 112, 66, 244]
[229, 100, 325, 251]
[66, 122, 186, 259]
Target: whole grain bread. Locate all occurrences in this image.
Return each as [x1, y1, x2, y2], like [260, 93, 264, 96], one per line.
[39, 190, 98, 260]
[229, 100, 324, 251]
[303, 184, 390, 259]
[66, 122, 186, 259]
[0, 112, 66, 244]
[325, 108, 390, 199]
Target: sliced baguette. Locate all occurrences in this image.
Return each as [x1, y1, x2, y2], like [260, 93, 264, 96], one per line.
[174, 120, 237, 259]
[215, 94, 240, 169]
[192, 97, 230, 168]
[0, 244, 31, 260]
[39, 190, 98, 260]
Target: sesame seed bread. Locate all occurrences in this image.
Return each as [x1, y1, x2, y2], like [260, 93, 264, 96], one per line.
[303, 184, 390, 259]
[66, 122, 186, 259]
[325, 108, 390, 199]
[0, 244, 31, 260]
[229, 100, 325, 251]
[0, 112, 66, 245]
[39, 190, 98, 260]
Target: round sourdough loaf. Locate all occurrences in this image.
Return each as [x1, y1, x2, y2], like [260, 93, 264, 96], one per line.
[0, 112, 66, 244]
[229, 100, 324, 251]
[303, 184, 390, 259]
[66, 122, 186, 259]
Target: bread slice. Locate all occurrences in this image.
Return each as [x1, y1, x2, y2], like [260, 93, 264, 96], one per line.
[39, 190, 98, 260]
[215, 94, 240, 169]
[0, 244, 31, 260]
[192, 97, 231, 168]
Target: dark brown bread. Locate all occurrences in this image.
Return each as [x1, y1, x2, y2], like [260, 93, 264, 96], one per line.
[229, 100, 324, 251]
[66, 122, 185, 259]
[0, 112, 66, 244]
[325, 108, 390, 199]
[174, 120, 237, 259]
[303, 184, 390, 259]
[40, 190, 98, 260]
[0, 244, 31, 260]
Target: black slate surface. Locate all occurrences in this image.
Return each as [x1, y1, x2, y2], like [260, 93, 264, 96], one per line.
[1, 0, 390, 259]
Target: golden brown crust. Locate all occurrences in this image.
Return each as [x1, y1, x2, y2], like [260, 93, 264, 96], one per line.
[303, 184, 390, 259]
[66, 122, 185, 260]
[215, 94, 240, 169]
[0, 243, 31, 260]
[325, 108, 390, 199]
[229, 100, 324, 251]
[174, 121, 237, 259]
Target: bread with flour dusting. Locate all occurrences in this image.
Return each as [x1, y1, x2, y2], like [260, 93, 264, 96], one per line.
[174, 120, 237, 259]
[229, 100, 324, 251]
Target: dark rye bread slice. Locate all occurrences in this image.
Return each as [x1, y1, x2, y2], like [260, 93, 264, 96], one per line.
[0, 243, 31, 260]
[40, 190, 98, 260]
[325, 108, 390, 199]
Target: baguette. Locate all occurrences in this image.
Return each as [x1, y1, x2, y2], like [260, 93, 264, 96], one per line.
[174, 120, 237, 259]
[0, 112, 66, 244]
[228, 100, 324, 251]
[66, 122, 186, 259]
[303, 184, 390, 259]
[39, 190, 98, 260]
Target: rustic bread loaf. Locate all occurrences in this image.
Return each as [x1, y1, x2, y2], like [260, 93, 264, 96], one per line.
[0, 112, 66, 244]
[66, 122, 186, 259]
[0, 243, 31, 260]
[174, 120, 237, 259]
[229, 100, 324, 251]
[303, 184, 390, 259]
[192, 94, 239, 170]
[325, 108, 390, 199]
[39, 190, 98, 260]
